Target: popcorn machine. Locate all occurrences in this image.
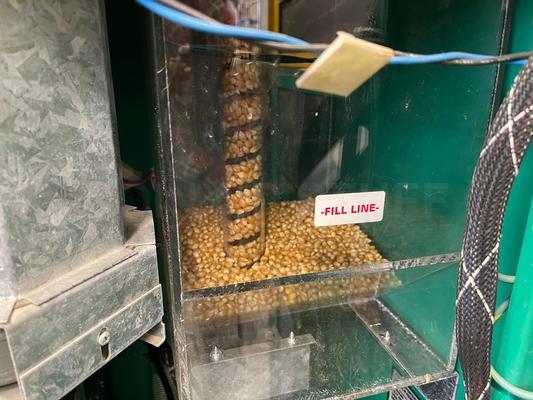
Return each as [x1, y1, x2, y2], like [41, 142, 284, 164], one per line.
[148, 1, 512, 399]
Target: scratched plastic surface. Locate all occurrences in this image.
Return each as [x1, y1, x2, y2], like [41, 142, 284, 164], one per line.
[182, 263, 458, 400]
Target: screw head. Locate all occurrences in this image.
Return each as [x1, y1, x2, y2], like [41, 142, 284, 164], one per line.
[210, 346, 223, 362]
[288, 331, 296, 345]
[379, 330, 390, 344]
[98, 328, 111, 346]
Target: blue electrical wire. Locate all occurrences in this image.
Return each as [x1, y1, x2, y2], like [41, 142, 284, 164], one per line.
[391, 52, 490, 64]
[136, 0, 307, 46]
[136, 0, 528, 65]
[390, 52, 526, 65]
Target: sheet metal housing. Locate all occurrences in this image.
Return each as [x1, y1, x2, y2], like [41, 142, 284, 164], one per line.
[0, 1, 164, 398]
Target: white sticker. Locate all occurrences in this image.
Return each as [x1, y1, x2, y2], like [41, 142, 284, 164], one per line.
[314, 191, 386, 227]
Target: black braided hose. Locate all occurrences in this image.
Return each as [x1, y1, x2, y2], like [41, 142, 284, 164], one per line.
[457, 58, 533, 400]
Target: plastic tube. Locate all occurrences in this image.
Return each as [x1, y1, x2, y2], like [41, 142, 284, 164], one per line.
[491, 366, 533, 399]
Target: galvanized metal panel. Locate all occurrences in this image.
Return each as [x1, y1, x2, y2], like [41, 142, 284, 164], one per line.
[6, 245, 159, 373]
[0, 0, 123, 300]
[2, 209, 163, 400]
[0, 1, 164, 398]
[23, 246, 136, 306]
[19, 287, 162, 400]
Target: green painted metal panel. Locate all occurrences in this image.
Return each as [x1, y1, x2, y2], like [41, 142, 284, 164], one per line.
[493, 199, 533, 397]
[496, 0, 533, 312]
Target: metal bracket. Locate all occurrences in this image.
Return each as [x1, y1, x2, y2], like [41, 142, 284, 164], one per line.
[190, 333, 315, 400]
[141, 322, 166, 348]
[0, 210, 164, 400]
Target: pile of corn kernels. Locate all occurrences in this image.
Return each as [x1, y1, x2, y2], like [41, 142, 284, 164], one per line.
[179, 198, 391, 324]
[180, 198, 385, 289]
[183, 274, 382, 328]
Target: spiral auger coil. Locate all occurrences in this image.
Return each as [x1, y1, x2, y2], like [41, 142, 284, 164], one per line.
[221, 40, 267, 268]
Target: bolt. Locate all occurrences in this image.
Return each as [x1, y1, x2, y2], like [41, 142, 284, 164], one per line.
[98, 328, 111, 346]
[288, 331, 296, 345]
[379, 330, 390, 344]
[210, 346, 223, 362]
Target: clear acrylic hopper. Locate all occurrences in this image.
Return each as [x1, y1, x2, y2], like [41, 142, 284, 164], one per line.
[149, 1, 509, 398]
